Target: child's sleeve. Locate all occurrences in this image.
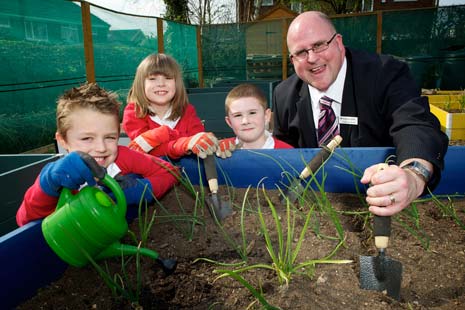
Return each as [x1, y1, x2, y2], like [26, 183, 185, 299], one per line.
[116, 146, 179, 199]
[16, 177, 59, 226]
[122, 103, 150, 139]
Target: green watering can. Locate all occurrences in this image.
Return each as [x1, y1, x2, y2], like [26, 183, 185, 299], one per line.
[41, 151, 176, 274]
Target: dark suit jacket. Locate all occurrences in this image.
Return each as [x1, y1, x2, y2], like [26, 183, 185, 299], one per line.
[272, 48, 448, 188]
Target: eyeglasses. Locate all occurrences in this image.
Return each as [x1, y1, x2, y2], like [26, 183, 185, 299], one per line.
[291, 33, 338, 62]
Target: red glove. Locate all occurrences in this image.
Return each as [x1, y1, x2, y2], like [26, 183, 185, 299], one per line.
[216, 139, 237, 159]
[128, 126, 175, 153]
[172, 132, 218, 159]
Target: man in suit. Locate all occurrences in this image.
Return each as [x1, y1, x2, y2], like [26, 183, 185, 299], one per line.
[273, 11, 449, 216]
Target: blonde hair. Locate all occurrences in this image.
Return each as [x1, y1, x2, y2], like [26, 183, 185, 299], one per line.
[225, 84, 267, 115]
[127, 53, 188, 120]
[56, 83, 121, 140]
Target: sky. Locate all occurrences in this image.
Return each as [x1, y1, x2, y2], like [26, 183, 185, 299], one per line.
[85, 0, 465, 17]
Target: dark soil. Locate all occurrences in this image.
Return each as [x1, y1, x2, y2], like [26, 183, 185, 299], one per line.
[17, 184, 465, 310]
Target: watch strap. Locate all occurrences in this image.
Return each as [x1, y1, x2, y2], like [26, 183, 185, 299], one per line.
[401, 161, 432, 183]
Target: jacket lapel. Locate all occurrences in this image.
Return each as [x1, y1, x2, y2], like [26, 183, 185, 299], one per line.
[296, 84, 318, 147]
[340, 50, 357, 147]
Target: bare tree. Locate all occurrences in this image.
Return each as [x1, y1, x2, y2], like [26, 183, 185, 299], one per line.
[297, 0, 363, 14]
[237, 0, 255, 22]
[189, 0, 236, 26]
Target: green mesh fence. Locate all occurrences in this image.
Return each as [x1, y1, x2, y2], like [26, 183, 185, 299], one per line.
[1, 1, 464, 153]
[0, 0, 86, 153]
[89, 5, 159, 110]
[163, 20, 199, 88]
[201, 23, 247, 86]
[382, 6, 465, 89]
[332, 14, 377, 52]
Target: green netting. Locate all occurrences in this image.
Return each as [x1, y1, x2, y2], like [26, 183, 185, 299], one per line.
[90, 5, 158, 105]
[0, 0, 87, 153]
[163, 20, 199, 88]
[383, 6, 465, 89]
[332, 14, 377, 52]
[201, 23, 247, 85]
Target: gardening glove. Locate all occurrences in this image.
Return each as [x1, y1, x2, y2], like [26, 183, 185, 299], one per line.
[102, 173, 154, 205]
[172, 132, 219, 159]
[39, 152, 96, 197]
[129, 125, 175, 153]
[215, 139, 237, 159]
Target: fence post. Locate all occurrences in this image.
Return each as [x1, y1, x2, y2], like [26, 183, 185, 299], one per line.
[281, 18, 289, 80]
[80, 1, 95, 83]
[197, 26, 204, 88]
[157, 18, 164, 53]
[376, 11, 383, 54]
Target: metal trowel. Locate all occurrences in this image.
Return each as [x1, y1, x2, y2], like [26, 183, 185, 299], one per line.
[360, 164, 403, 300]
[203, 155, 233, 221]
[281, 135, 342, 204]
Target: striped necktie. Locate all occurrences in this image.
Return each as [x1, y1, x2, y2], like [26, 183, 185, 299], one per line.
[317, 96, 339, 147]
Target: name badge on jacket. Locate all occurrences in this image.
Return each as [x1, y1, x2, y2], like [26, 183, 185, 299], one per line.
[340, 116, 358, 125]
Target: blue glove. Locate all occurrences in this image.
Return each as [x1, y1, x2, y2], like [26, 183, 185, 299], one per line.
[103, 173, 154, 205]
[40, 152, 96, 197]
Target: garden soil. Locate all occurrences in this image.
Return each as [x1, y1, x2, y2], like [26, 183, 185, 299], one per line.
[17, 185, 465, 310]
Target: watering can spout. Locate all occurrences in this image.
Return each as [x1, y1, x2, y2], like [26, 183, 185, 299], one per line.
[96, 242, 159, 261]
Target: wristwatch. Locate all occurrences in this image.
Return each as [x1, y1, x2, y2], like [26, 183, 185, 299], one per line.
[401, 161, 432, 183]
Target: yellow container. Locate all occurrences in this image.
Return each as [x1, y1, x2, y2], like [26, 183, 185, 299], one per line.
[428, 94, 465, 140]
[427, 94, 464, 107]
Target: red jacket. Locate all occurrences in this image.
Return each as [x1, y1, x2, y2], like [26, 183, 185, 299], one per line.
[221, 137, 294, 149]
[16, 146, 179, 226]
[122, 103, 205, 159]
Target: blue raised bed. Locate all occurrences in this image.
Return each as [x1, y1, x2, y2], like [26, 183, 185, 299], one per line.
[0, 154, 61, 236]
[1, 147, 464, 309]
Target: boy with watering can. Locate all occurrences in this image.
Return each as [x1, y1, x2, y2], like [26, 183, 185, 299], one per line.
[16, 83, 179, 226]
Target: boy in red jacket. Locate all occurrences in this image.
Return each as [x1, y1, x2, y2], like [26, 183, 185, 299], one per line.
[216, 84, 293, 158]
[17, 83, 179, 226]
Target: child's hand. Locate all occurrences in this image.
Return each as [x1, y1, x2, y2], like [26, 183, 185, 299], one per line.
[39, 152, 95, 197]
[173, 132, 219, 159]
[129, 126, 174, 153]
[102, 173, 153, 205]
[216, 139, 237, 159]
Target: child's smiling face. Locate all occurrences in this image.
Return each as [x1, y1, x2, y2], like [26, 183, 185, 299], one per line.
[56, 108, 120, 168]
[144, 74, 176, 107]
[225, 97, 271, 147]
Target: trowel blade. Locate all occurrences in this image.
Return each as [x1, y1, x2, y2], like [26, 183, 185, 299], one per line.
[206, 193, 232, 221]
[280, 178, 305, 204]
[360, 255, 403, 300]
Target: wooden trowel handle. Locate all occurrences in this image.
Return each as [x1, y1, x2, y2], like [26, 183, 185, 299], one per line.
[374, 216, 391, 250]
[300, 135, 342, 179]
[373, 163, 391, 250]
[204, 155, 218, 193]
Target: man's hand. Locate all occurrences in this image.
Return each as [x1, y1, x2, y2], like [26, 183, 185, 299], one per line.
[360, 163, 426, 216]
[172, 132, 219, 159]
[40, 152, 95, 197]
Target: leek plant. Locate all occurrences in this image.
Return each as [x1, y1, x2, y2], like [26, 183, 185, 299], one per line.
[213, 269, 281, 310]
[195, 185, 256, 264]
[213, 185, 352, 289]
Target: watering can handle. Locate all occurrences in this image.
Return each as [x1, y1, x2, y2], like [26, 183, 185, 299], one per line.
[57, 152, 127, 218]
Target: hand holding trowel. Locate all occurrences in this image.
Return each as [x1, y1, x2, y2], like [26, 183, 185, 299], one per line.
[203, 155, 233, 221]
[281, 135, 342, 204]
[360, 163, 403, 300]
